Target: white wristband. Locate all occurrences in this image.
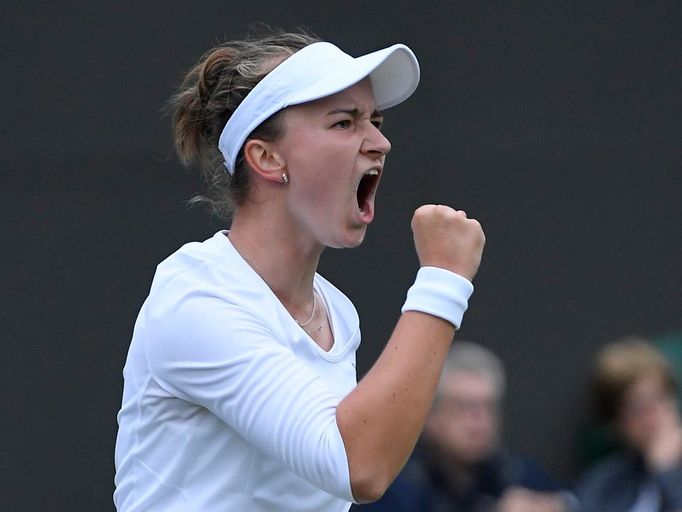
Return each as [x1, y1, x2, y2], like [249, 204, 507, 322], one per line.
[401, 266, 474, 329]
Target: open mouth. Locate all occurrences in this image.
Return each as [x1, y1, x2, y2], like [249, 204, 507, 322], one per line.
[356, 169, 380, 213]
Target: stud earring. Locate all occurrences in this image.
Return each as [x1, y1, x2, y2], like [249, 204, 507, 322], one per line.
[282, 172, 289, 184]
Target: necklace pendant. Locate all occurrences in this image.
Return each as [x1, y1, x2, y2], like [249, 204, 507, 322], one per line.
[311, 323, 324, 333]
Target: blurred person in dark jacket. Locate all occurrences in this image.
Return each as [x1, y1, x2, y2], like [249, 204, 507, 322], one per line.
[577, 337, 682, 512]
[353, 341, 576, 512]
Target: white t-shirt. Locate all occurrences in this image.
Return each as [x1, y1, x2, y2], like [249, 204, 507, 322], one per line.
[114, 231, 359, 511]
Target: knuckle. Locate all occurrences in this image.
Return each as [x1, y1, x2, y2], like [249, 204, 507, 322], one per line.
[414, 204, 433, 219]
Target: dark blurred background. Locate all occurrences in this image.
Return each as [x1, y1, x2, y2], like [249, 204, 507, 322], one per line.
[2, 1, 680, 510]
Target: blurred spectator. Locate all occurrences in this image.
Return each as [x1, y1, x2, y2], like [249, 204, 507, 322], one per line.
[353, 341, 576, 512]
[577, 337, 682, 512]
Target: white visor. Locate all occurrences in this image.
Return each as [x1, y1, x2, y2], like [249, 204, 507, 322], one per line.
[218, 41, 420, 174]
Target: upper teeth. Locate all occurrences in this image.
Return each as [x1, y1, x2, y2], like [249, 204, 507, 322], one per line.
[366, 169, 379, 176]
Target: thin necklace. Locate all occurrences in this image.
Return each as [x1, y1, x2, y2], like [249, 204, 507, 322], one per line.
[303, 322, 325, 335]
[239, 251, 319, 329]
[296, 293, 317, 327]
[301, 292, 325, 334]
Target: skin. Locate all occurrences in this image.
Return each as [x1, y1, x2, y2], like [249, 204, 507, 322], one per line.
[425, 371, 501, 468]
[229, 79, 389, 340]
[496, 487, 568, 512]
[618, 374, 682, 472]
[272, 81, 389, 250]
[425, 371, 569, 512]
[227, 78, 486, 502]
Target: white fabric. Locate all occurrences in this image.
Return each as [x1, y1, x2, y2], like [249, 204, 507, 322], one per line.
[114, 231, 360, 511]
[218, 41, 420, 174]
[401, 266, 474, 329]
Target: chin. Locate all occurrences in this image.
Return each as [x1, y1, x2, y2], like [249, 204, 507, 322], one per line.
[328, 226, 367, 249]
[344, 230, 367, 248]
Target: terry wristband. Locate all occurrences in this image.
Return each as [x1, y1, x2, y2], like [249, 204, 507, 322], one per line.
[401, 266, 474, 329]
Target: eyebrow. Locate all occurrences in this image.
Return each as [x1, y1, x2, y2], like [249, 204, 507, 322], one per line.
[326, 107, 383, 119]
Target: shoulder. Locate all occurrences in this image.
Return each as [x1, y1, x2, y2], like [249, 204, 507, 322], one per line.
[147, 231, 271, 316]
[154, 231, 245, 290]
[139, 232, 283, 355]
[575, 452, 647, 512]
[490, 450, 562, 492]
[579, 451, 640, 484]
[576, 451, 642, 506]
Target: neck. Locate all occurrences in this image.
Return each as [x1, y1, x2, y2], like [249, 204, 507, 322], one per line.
[228, 204, 323, 312]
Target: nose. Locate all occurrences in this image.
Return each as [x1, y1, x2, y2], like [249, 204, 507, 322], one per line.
[361, 124, 391, 157]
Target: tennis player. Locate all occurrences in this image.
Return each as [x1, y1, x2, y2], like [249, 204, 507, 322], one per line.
[114, 28, 485, 511]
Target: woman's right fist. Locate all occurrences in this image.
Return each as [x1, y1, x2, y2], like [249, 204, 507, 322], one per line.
[411, 205, 485, 281]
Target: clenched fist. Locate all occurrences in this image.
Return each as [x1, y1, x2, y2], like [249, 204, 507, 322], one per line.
[411, 205, 485, 281]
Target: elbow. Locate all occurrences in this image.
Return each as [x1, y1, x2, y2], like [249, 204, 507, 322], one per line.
[349, 468, 393, 504]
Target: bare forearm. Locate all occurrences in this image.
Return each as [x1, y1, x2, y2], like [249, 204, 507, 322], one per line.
[336, 310, 455, 501]
[338, 205, 485, 502]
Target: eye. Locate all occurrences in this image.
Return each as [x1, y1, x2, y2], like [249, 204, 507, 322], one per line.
[371, 118, 383, 129]
[333, 119, 352, 129]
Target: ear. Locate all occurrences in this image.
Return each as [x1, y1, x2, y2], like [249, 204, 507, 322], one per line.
[243, 139, 286, 183]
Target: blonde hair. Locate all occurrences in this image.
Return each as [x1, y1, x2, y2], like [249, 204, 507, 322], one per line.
[438, 341, 506, 399]
[591, 336, 677, 422]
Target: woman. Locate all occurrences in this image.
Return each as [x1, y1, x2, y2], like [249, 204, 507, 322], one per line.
[577, 337, 682, 512]
[114, 28, 485, 512]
